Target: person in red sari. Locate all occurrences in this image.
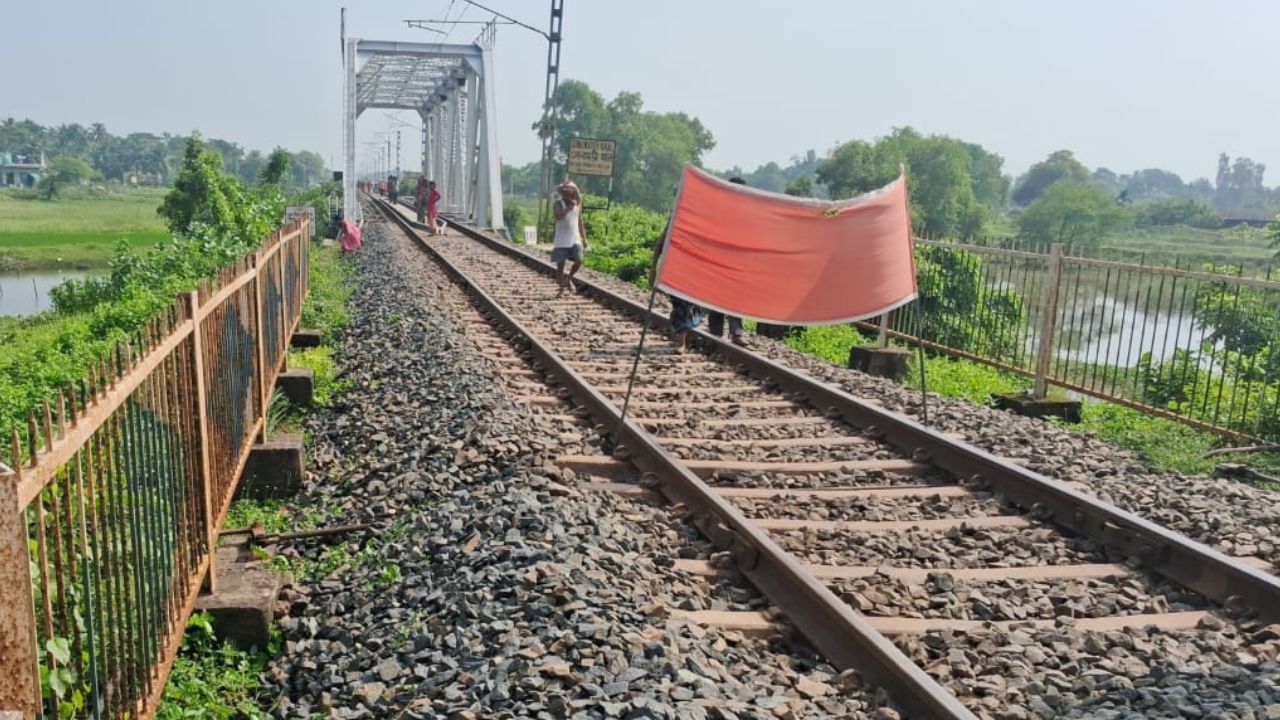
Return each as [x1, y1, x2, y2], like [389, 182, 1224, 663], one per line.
[426, 181, 445, 235]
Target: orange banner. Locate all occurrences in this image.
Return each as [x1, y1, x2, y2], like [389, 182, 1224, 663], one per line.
[655, 166, 917, 325]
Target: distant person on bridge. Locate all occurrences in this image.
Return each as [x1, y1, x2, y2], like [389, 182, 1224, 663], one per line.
[426, 181, 445, 236]
[704, 176, 749, 346]
[552, 180, 588, 296]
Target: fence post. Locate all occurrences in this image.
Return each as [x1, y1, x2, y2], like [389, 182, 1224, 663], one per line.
[877, 313, 890, 348]
[1033, 243, 1065, 399]
[274, 232, 287, 376]
[184, 293, 218, 595]
[0, 463, 41, 718]
[251, 251, 268, 441]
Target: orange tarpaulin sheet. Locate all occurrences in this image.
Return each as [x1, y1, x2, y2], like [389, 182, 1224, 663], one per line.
[655, 166, 917, 326]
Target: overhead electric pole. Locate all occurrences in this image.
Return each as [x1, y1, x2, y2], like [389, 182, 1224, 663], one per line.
[536, 0, 565, 237]
[459, 0, 563, 238]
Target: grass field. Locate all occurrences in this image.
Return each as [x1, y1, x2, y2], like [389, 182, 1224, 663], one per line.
[1102, 224, 1274, 269]
[0, 188, 169, 270]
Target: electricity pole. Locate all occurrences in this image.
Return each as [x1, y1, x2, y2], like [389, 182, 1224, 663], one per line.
[396, 131, 402, 176]
[536, 0, 564, 238]
[459, 0, 563, 238]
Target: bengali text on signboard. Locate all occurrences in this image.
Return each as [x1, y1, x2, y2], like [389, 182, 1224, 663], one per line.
[567, 138, 616, 177]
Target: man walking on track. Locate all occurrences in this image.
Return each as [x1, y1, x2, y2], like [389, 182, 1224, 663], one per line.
[552, 180, 588, 296]
[705, 176, 749, 346]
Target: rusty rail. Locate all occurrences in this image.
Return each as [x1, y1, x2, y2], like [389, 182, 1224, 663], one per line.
[0, 220, 311, 720]
[374, 199, 979, 719]
[429, 212, 1280, 621]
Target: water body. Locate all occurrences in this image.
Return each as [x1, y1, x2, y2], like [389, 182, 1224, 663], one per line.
[0, 271, 88, 317]
[1055, 295, 1211, 368]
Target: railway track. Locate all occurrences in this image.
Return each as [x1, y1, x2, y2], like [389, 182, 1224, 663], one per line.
[371, 197, 1280, 719]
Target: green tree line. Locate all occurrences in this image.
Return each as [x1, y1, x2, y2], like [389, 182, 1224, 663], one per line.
[0, 118, 327, 189]
[503, 79, 1280, 255]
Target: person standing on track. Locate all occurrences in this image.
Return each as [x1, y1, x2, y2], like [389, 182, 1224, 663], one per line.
[651, 231, 702, 353]
[705, 176, 749, 346]
[387, 175, 399, 205]
[426, 181, 445, 236]
[413, 177, 430, 223]
[552, 180, 588, 296]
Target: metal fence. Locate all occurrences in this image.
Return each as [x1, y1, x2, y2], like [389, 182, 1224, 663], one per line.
[866, 238, 1280, 442]
[0, 219, 310, 720]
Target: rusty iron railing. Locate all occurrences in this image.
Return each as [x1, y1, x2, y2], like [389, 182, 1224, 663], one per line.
[865, 238, 1280, 442]
[0, 219, 311, 720]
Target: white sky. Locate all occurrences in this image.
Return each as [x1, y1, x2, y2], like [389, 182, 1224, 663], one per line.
[3, 0, 1278, 182]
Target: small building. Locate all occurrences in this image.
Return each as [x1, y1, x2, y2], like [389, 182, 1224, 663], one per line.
[0, 151, 46, 188]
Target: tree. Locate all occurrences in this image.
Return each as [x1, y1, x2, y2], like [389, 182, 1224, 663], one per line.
[289, 150, 326, 188]
[1016, 180, 1133, 252]
[784, 176, 815, 197]
[37, 156, 95, 199]
[1010, 150, 1090, 206]
[538, 81, 714, 210]
[158, 136, 237, 237]
[260, 147, 291, 186]
[1214, 153, 1271, 215]
[1136, 197, 1221, 228]
[501, 161, 541, 196]
[1124, 168, 1188, 201]
[816, 127, 1005, 238]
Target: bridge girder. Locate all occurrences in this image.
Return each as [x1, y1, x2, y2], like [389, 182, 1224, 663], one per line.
[343, 37, 502, 231]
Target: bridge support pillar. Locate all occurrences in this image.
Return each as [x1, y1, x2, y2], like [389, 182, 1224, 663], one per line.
[992, 392, 1082, 423]
[275, 368, 315, 407]
[848, 346, 912, 381]
[237, 435, 306, 501]
[194, 544, 285, 650]
[290, 328, 323, 348]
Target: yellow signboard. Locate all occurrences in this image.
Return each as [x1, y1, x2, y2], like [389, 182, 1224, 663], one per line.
[567, 138, 616, 177]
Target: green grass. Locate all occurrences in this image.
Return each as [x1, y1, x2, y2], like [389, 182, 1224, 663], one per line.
[779, 323, 1273, 481]
[905, 354, 1031, 405]
[0, 188, 169, 270]
[288, 346, 348, 406]
[300, 245, 354, 341]
[1102, 224, 1274, 269]
[784, 325, 872, 365]
[157, 614, 275, 720]
[1062, 402, 1219, 475]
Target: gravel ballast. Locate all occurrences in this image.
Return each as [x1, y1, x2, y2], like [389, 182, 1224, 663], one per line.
[262, 217, 901, 719]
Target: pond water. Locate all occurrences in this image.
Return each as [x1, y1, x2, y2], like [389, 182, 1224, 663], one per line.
[1056, 295, 1211, 368]
[0, 271, 89, 317]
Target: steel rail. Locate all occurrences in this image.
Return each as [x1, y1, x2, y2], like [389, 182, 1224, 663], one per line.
[401, 203, 1280, 626]
[373, 199, 979, 720]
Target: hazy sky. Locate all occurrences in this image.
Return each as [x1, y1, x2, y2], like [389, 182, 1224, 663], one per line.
[4, 1, 1279, 183]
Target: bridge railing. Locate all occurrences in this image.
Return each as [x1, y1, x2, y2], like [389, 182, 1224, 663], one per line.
[0, 218, 310, 720]
[864, 238, 1280, 442]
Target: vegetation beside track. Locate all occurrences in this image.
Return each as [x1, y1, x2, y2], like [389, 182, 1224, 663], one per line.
[160, 218, 356, 718]
[0, 187, 169, 270]
[0, 140, 337, 466]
